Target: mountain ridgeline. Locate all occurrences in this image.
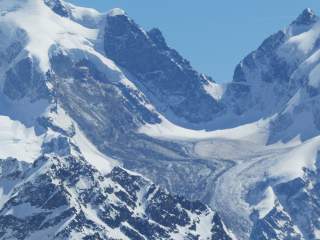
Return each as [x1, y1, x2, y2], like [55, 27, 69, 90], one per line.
[1, 0, 320, 239]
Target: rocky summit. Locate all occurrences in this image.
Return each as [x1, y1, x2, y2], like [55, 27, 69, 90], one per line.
[2, 0, 320, 239]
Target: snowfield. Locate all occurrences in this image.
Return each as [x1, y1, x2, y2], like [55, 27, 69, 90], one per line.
[0, 115, 42, 162]
[141, 115, 320, 238]
[0, 0, 320, 239]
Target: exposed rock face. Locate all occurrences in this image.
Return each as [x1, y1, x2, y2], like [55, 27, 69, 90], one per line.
[103, 12, 223, 124]
[225, 30, 291, 116]
[0, 2, 235, 239]
[250, 202, 303, 240]
[248, 162, 320, 240]
[44, 0, 70, 17]
[0, 151, 232, 240]
[3, 57, 49, 101]
[47, 45, 223, 205]
[4, 1, 320, 239]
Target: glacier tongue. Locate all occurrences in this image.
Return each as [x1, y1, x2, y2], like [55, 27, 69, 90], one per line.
[0, 1, 236, 239]
[2, 1, 320, 240]
[136, 6, 320, 239]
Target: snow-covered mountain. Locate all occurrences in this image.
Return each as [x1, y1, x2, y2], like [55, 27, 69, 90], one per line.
[0, 0, 235, 239]
[2, 0, 320, 239]
[137, 7, 320, 240]
[103, 10, 222, 124]
[0, 149, 232, 239]
[225, 8, 320, 142]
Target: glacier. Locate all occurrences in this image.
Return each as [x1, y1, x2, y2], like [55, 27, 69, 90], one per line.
[1, 0, 320, 239]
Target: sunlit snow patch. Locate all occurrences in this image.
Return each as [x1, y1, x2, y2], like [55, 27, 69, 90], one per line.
[139, 116, 269, 144]
[1, 0, 97, 71]
[0, 115, 42, 162]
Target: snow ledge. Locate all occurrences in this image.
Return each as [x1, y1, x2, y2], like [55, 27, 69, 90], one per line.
[107, 8, 126, 17]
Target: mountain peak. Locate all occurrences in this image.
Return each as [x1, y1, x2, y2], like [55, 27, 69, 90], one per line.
[107, 8, 126, 17]
[148, 28, 168, 49]
[292, 8, 318, 26]
[44, 0, 69, 17]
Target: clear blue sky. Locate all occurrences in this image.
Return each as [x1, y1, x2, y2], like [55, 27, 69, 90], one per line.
[69, 0, 320, 82]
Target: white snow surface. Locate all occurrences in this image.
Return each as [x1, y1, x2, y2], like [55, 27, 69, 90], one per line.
[72, 125, 118, 174]
[64, 1, 102, 27]
[140, 113, 320, 238]
[0, 0, 127, 172]
[0, 115, 42, 162]
[139, 116, 270, 144]
[203, 80, 225, 101]
[0, 0, 97, 71]
[0, 103, 118, 173]
[309, 62, 320, 88]
[254, 186, 276, 219]
[1, 1, 320, 239]
[107, 8, 126, 17]
[50, 107, 119, 174]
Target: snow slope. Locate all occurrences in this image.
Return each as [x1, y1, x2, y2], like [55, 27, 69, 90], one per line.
[138, 7, 320, 239]
[2, 0, 320, 239]
[0, 116, 42, 162]
[0, 1, 234, 239]
[0, 0, 97, 71]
